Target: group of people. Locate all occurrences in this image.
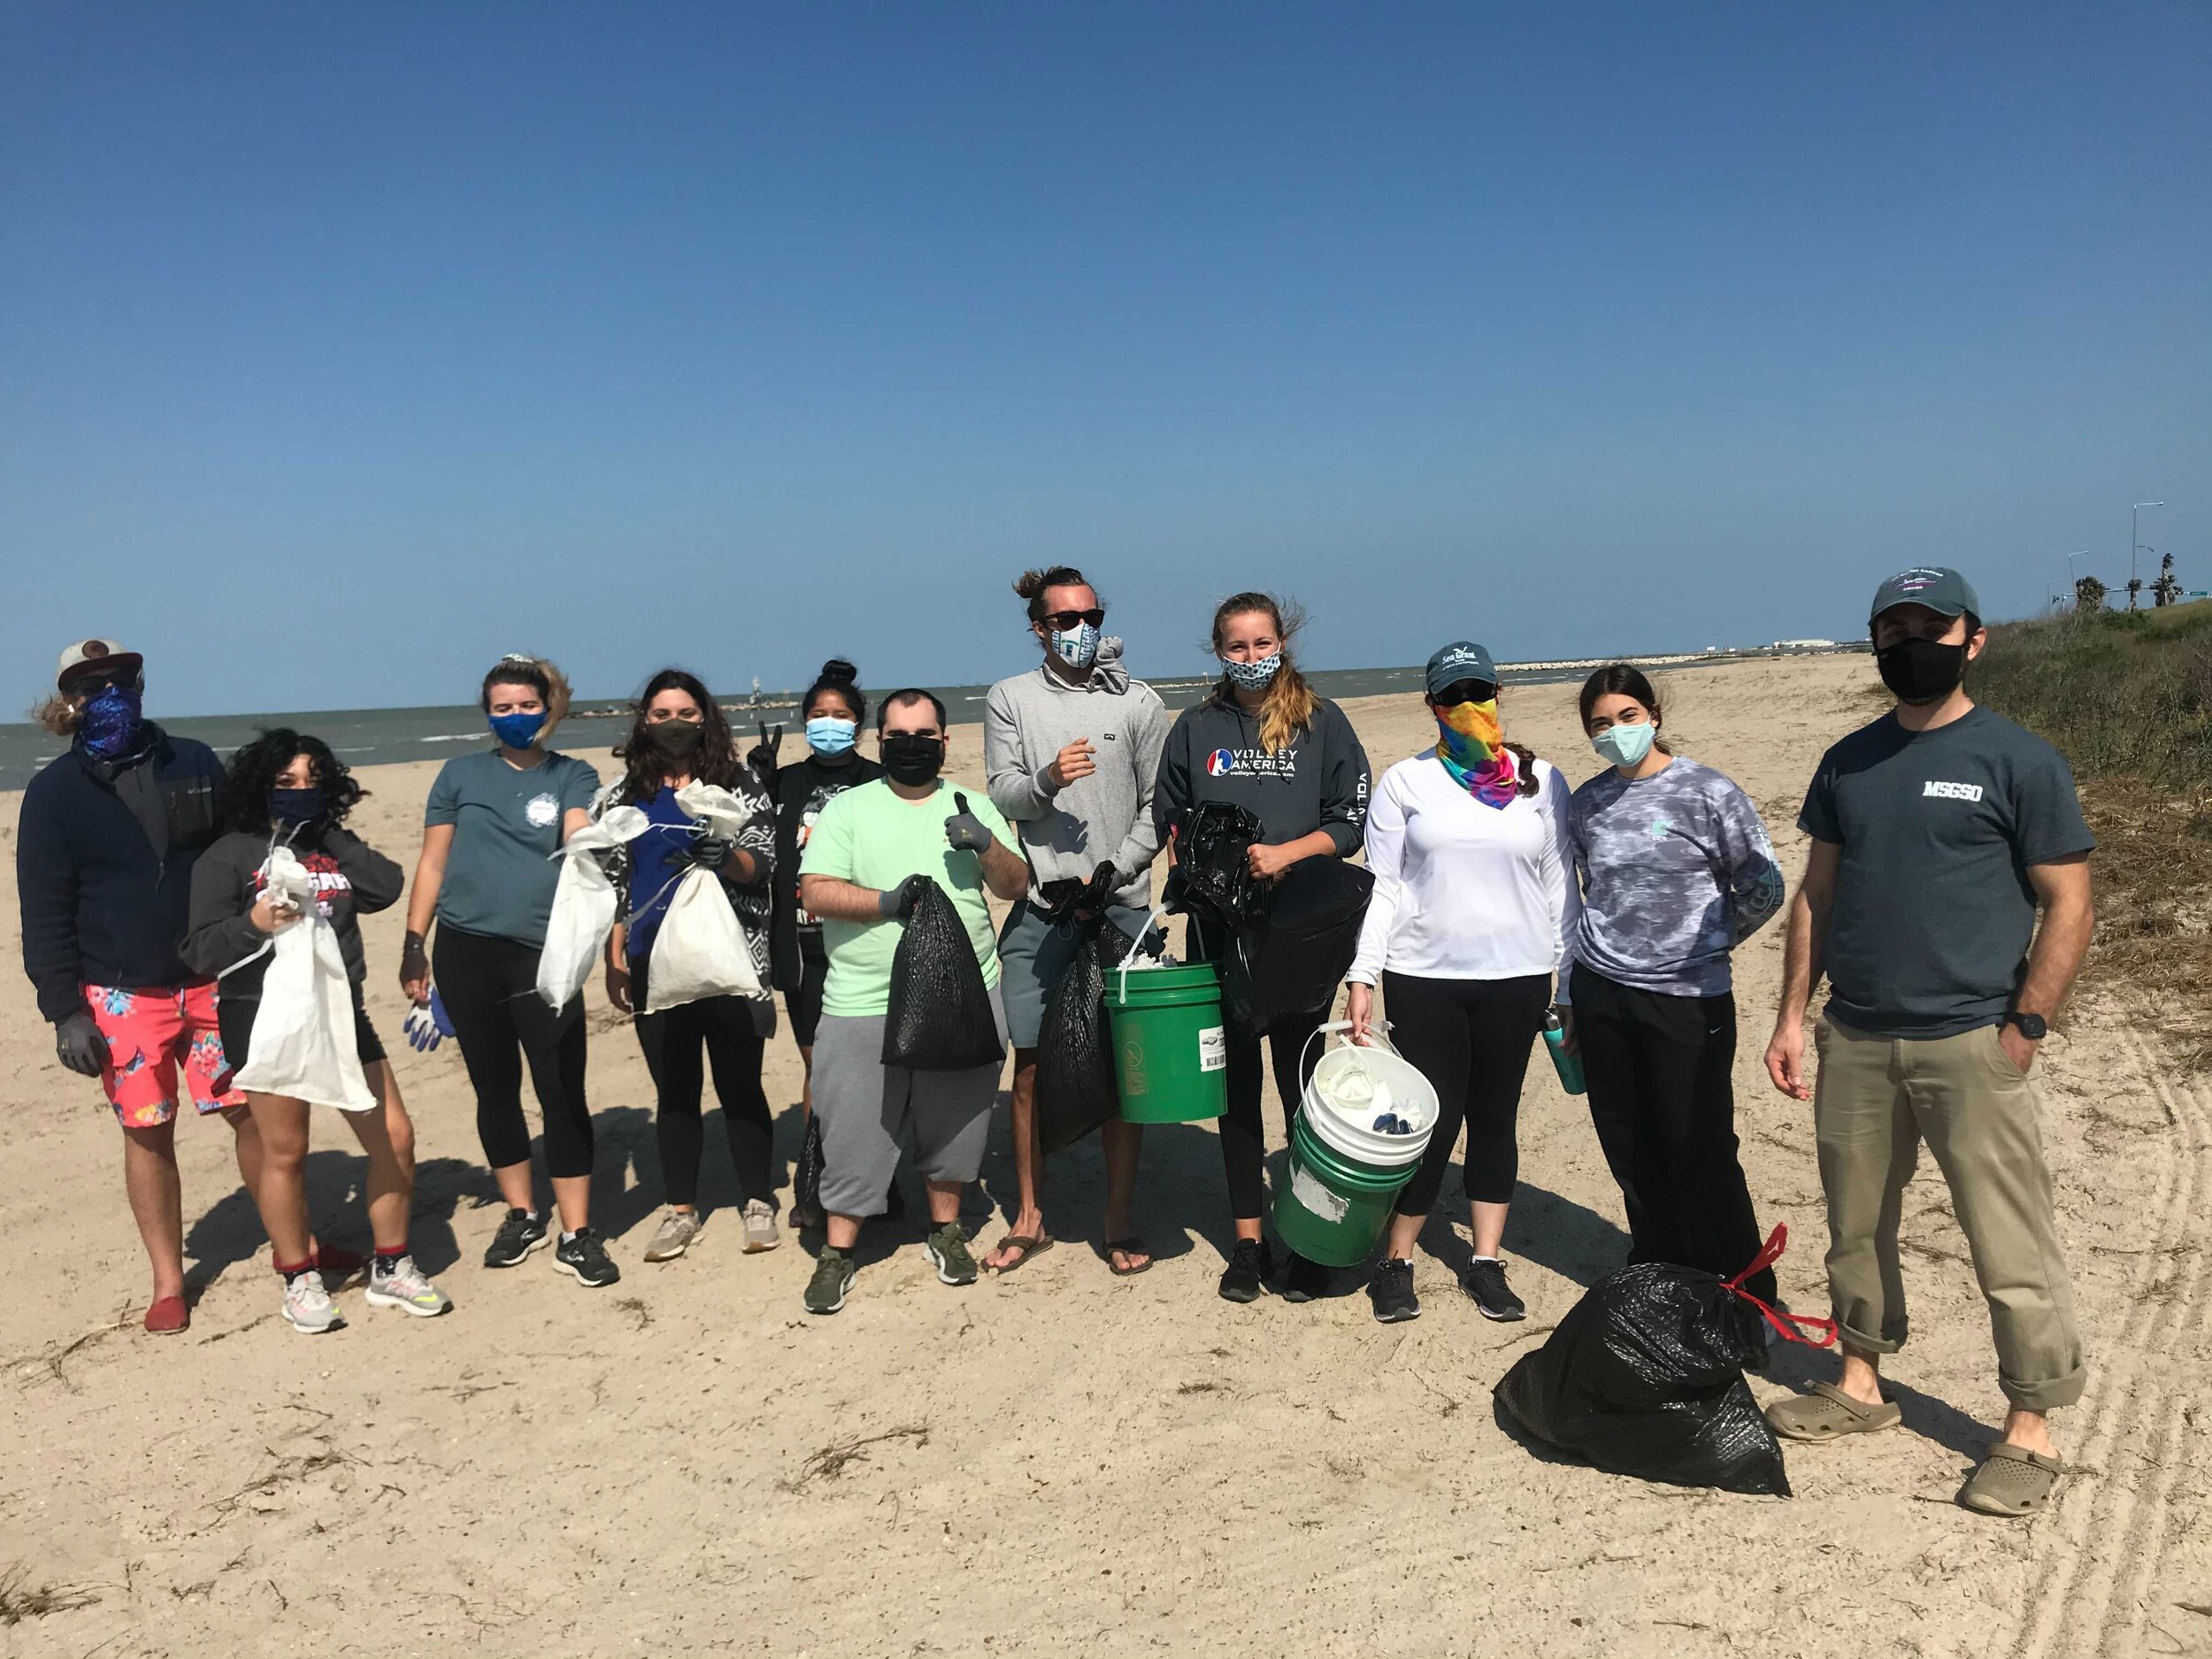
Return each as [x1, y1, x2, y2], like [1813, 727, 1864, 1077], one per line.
[19, 561, 2093, 1517]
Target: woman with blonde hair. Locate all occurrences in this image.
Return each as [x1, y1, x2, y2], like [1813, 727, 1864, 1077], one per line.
[400, 654, 618, 1287]
[1154, 592, 1371, 1302]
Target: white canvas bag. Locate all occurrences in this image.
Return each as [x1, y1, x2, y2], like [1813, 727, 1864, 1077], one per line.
[641, 782, 764, 1014]
[229, 844, 377, 1112]
[535, 804, 650, 1010]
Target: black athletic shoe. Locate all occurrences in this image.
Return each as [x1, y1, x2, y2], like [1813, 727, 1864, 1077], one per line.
[554, 1227, 622, 1288]
[1217, 1238, 1271, 1303]
[483, 1208, 549, 1269]
[1461, 1256, 1525, 1321]
[1368, 1258, 1420, 1324]
[1279, 1252, 1331, 1304]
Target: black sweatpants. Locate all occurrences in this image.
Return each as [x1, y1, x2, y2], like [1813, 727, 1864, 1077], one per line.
[1384, 971, 1552, 1214]
[1187, 915, 1328, 1223]
[1571, 963, 1775, 1302]
[630, 955, 775, 1210]
[434, 925, 595, 1180]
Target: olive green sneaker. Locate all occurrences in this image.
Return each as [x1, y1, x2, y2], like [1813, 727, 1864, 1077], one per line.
[804, 1247, 856, 1315]
[926, 1223, 978, 1287]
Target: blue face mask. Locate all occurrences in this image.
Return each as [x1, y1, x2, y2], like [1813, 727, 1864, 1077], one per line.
[79, 681, 146, 761]
[1050, 622, 1101, 671]
[806, 716, 857, 757]
[269, 786, 327, 827]
[1220, 653, 1283, 691]
[1592, 722, 1657, 768]
[488, 710, 547, 749]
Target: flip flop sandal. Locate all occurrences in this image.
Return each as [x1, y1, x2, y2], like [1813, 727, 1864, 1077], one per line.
[1764, 1380, 1903, 1442]
[1960, 1443, 2068, 1517]
[987, 1233, 1054, 1274]
[1102, 1237, 1154, 1277]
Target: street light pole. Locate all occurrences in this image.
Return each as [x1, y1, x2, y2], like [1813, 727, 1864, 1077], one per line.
[2131, 502, 2165, 611]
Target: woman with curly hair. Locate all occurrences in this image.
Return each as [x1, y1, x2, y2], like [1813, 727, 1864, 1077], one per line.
[182, 730, 450, 1333]
[599, 668, 780, 1263]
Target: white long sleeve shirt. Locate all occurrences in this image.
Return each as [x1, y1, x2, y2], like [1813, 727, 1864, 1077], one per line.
[1347, 749, 1578, 987]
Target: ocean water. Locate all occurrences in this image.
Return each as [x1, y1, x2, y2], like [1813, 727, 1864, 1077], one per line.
[0, 654, 1804, 790]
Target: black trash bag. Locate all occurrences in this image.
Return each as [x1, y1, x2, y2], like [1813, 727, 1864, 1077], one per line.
[794, 1114, 826, 1223]
[1171, 802, 1266, 927]
[1036, 919, 1139, 1154]
[882, 880, 1006, 1071]
[1219, 856, 1374, 1037]
[1494, 1231, 1827, 1496]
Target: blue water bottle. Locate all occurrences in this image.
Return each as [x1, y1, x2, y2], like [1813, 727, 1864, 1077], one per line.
[1542, 1010, 1586, 1095]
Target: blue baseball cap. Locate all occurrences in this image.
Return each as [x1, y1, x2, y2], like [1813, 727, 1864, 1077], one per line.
[1425, 641, 1497, 696]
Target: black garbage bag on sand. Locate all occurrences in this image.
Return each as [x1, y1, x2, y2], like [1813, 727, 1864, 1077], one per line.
[882, 880, 1006, 1071]
[1218, 856, 1373, 1037]
[1036, 918, 1140, 1154]
[1494, 1226, 1836, 1497]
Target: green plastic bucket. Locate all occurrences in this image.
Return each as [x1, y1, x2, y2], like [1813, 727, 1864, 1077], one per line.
[1106, 962, 1227, 1125]
[1273, 1113, 1421, 1265]
[1270, 1021, 1439, 1266]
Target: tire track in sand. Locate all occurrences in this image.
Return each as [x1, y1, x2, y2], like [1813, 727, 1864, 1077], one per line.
[2006, 1032, 2210, 1659]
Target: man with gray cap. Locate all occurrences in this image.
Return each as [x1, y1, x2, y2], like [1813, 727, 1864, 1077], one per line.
[17, 641, 335, 1334]
[1763, 568, 2096, 1517]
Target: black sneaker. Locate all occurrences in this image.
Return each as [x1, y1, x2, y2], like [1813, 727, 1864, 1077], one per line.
[554, 1227, 622, 1288]
[1279, 1252, 1331, 1303]
[1368, 1258, 1420, 1324]
[1461, 1256, 1525, 1321]
[1217, 1238, 1271, 1303]
[483, 1208, 549, 1269]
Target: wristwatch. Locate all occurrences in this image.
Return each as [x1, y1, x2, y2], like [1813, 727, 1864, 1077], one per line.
[2003, 1010, 2047, 1041]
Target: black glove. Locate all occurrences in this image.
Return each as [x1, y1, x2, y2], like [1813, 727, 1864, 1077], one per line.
[1160, 865, 1190, 915]
[746, 722, 783, 782]
[1075, 860, 1121, 917]
[686, 836, 733, 872]
[878, 873, 934, 920]
[56, 1010, 109, 1078]
[943, 792, 994, 855]
[399, 930, 430, 992]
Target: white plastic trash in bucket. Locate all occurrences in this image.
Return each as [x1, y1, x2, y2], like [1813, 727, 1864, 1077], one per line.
[1299, 1020, 1440, 1168]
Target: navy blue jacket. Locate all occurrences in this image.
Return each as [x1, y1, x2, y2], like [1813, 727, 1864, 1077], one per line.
[16, 726, 227, 1024]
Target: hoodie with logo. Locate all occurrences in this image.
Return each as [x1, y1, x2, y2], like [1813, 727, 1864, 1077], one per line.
[1153, 690, 1371, 858]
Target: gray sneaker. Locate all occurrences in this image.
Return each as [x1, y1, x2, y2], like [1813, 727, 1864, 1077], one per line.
[926, 1223, 978, 1287]
[741, 1199, 780, 1254]
[804, 1247, 856, 1315]
[364, 1256, 452, 1317]
[281, 1272, 345, 1334]
[643, 1210, 703, 1263]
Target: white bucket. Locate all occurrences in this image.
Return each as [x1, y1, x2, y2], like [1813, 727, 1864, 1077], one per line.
[1298, 1021, 1440, 1170]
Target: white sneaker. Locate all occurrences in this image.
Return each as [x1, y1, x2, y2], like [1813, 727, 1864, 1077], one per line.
[364, 1256, 452, 1317]
[741, 1199, 781, 1254]
[643, 1210, 703, 1263]
[282, 1272, 345, 1334]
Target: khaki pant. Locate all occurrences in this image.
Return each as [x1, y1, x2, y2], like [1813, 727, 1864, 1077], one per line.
[1813, 1016, 2085, 1411]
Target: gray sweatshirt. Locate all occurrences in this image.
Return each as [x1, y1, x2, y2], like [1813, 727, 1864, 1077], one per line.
[983, 640, 1171, 910]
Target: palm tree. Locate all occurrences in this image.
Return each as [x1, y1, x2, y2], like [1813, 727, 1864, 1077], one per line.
[2153, 552, 2183, 609]
[2074, 574, 2108, 612]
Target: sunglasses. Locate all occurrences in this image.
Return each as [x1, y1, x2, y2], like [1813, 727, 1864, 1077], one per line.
[1433, 680, 1498, 707]
[1040, 609, 1106, 631]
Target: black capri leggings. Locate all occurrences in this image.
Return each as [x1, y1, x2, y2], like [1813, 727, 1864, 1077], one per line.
[1188, 916, 1329, 1223]
[434, 925, 595, 1180]
[1382, 970, 1551, 1214]
[630, 955, 776, 1210]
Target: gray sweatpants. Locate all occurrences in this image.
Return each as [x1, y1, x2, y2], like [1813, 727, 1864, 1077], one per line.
[812, 987, 1009, 1218]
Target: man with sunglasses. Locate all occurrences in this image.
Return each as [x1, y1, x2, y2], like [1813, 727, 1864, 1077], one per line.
[981, 567, 1171, 1275]
[17, 640, 334, 1334]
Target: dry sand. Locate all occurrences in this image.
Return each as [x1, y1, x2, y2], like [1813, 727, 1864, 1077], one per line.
[2, 654, 2206, 1658]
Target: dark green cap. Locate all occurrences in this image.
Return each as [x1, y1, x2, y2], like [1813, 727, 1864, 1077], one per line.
[1425, 641, 1497, 696]
[1870, 565, 1981, 624]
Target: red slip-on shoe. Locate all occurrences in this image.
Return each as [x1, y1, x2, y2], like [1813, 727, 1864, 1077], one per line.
[144, 1295, 189, 1335]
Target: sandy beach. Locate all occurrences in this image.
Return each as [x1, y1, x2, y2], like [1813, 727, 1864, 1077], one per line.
[2, 652, 2205, 1658]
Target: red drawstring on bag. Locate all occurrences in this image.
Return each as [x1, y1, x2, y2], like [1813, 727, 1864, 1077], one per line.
[1722, 1224, 1839, 1348]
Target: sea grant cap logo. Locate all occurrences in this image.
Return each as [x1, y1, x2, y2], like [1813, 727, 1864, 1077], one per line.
[1424, 641, 1498, 697]
[1870, 566, 1980, 625]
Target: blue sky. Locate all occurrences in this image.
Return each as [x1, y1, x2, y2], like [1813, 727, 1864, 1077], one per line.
[4, 3, 2207, 715]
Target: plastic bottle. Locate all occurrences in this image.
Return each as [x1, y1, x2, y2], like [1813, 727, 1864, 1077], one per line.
[1542, 1010, 1586, 1095]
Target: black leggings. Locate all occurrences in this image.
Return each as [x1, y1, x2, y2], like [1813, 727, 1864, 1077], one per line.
[1571, 963, 1774, 1302]
[1383, 971, 1551, 1214]
[630, 955, 775, 1210]
[434, 926, 595, 1180]
[1187, 915, 1327, 1222]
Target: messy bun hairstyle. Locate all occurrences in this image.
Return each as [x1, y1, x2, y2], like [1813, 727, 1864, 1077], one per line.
[1014, 565, 1100, 624]
[803, 658, 866, 726]
[480, 653, 572, 747]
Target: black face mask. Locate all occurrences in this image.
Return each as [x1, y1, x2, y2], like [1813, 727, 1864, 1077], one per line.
[880, 733, 946, 786]
[268, 787, 328, 828]
[1876, 636, 1970, 706]
[645, 718, 705, 760]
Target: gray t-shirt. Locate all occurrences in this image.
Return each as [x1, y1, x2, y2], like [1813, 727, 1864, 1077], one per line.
[1567, 757, 1784, 998]
[1800, 707, 2093, 1039]
[424, 749, 602, 948]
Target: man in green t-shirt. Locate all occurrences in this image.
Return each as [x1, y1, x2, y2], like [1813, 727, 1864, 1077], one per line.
[796, 688, 1029, 1314]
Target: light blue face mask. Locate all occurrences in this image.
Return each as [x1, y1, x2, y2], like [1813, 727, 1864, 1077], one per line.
[1592, 721, 1657, 768]
[1050, 621, 1101, 670]
[1221, 652, 1283, 691]
[806, 716, 857, 757]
